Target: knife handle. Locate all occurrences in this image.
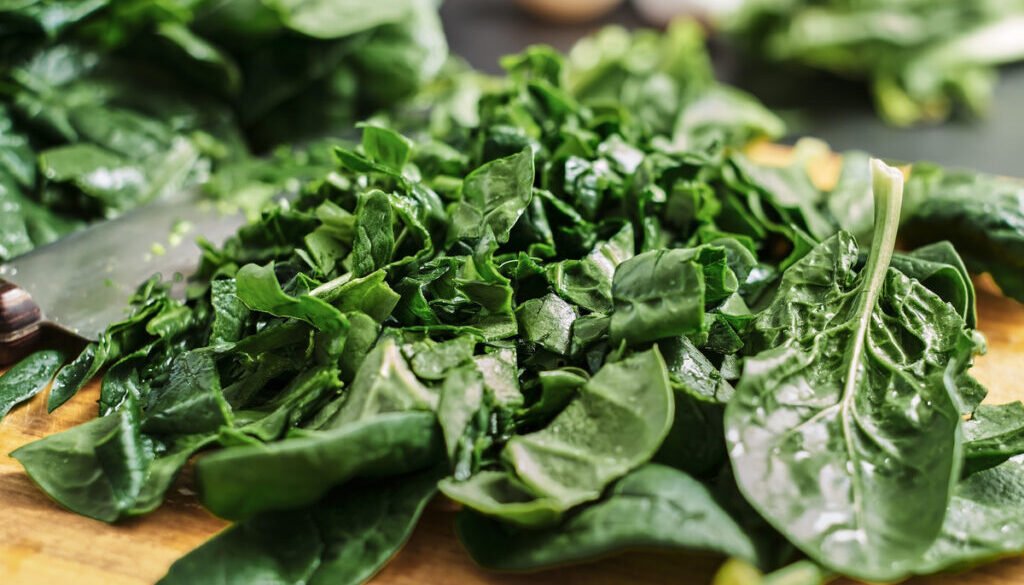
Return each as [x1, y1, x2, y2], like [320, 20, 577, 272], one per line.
[0, 279, 42, 365]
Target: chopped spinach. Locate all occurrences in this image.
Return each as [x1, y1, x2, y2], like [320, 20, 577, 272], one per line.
[2, 20, 1017, 585]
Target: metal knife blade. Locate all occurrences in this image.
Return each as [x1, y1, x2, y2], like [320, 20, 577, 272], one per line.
[0, 189, 245, 343]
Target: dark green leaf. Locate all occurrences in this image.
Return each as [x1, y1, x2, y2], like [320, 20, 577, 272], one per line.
[448, 148, 535, 244]
[916, 456, 1024, 574]
[726, 162, 973, 581]
[197, 411, 441, 520]
[0, 349, 63, 420]
[503, 347, 674, 510]
[458, 464, 758, 570]
[963, 403, 1024, 475]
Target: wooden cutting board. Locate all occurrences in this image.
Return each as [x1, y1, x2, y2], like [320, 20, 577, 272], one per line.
[2, 148, 1024, 585]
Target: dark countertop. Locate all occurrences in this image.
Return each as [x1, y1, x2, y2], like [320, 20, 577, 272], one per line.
[440, 0, 1024, 176]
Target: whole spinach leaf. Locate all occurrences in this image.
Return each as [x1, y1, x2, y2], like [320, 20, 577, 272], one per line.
[726, 160, 973, 581]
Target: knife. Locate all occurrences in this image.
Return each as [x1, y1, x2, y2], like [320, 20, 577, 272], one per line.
[0, 189, 246, 364]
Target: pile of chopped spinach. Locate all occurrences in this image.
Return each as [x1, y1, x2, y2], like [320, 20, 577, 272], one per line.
[0, 0, 447, 260]
[4, 20, 1024, 585]
[726, 0, 1024, 126]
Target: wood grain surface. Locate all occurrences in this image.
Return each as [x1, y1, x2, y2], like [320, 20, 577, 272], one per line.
[2, 149, 1023, 585]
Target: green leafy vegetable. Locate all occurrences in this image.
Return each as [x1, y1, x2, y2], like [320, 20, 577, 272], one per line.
[4, 20, 1014, 585]
[160, 467, 440, 585]
[917, 455, 1024, 574]
[0, 0, 448, 261]
[0, 349, 62, 419]
[726, 160, 977, 581]
[198, 411, 442, 520]
[963, 403, 1024, 475]
[504, 348, 673, 510]
[900, 165, 1024, 303]
[727, 1, 1024, 125]
[458, 464, 758, 570]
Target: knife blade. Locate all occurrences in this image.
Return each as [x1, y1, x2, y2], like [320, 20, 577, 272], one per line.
[0, 188, 245, 363]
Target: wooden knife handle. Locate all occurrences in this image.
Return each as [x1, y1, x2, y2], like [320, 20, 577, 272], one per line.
[0, 279, 42, 365]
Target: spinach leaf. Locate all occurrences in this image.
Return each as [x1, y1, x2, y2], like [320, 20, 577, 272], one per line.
[516, 293, 577, 355]
[727, 0, 1024, 125]
[160, 510, 324, 585]
[0, 349, 63, 420]
[160, 467, 440, 585]
[235, 263, 347, 334]
[210, 279, 252, 344]
[358, 123, 413, 173]
[610, 247, 715, 346]
[437, 365, 485, 464]
[503, 347, 673, 510]
[197, 411, 441, 520]
[916, 456, 1024, 574]
[901, 166, 1024, 303]
[448, 148, 534, 244]
[11, 413, 127, 522]
[655, 337, 732, 477]
[143, 351, 232, 435]
[889, 241, 977, 328]
[324, 337, 438, 427]
[48, 285, 188, 411]
[351, 189, 396, 277]
[963, 403, 1024, 476]
[307, 467, 440, 585]
[404, 334, 476, 381]
[546, 223, 634, 314]
[8, 397, 209, 522]
[726, 160, 973, 581]
[439, 471, 563, 528]
[457, 464, 758, 570]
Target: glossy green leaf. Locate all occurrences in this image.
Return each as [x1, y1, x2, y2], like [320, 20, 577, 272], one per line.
[963, 402, 1024, 475]
[916, 456, 1024, 574]
[516, 293, 577, 355]
[325, 337, 437, 428]
[504, 347, 674, 510]
[726, 162, 973, 581]
[610, 248, 709, 346]
[901, 167, 1024, 302]
[236, 263, 347, 334]
[351, 189, 396, 277]
[458, 464, 758, 570]
[143, 351, 232, 435]
[448, 148, 534, 244]
[197, 411, 441, 520]
[160, 466, 439, 585]
[439, 471, 563, 528]
[0, 349, 63, 420]
[546, 223, 633, 313]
